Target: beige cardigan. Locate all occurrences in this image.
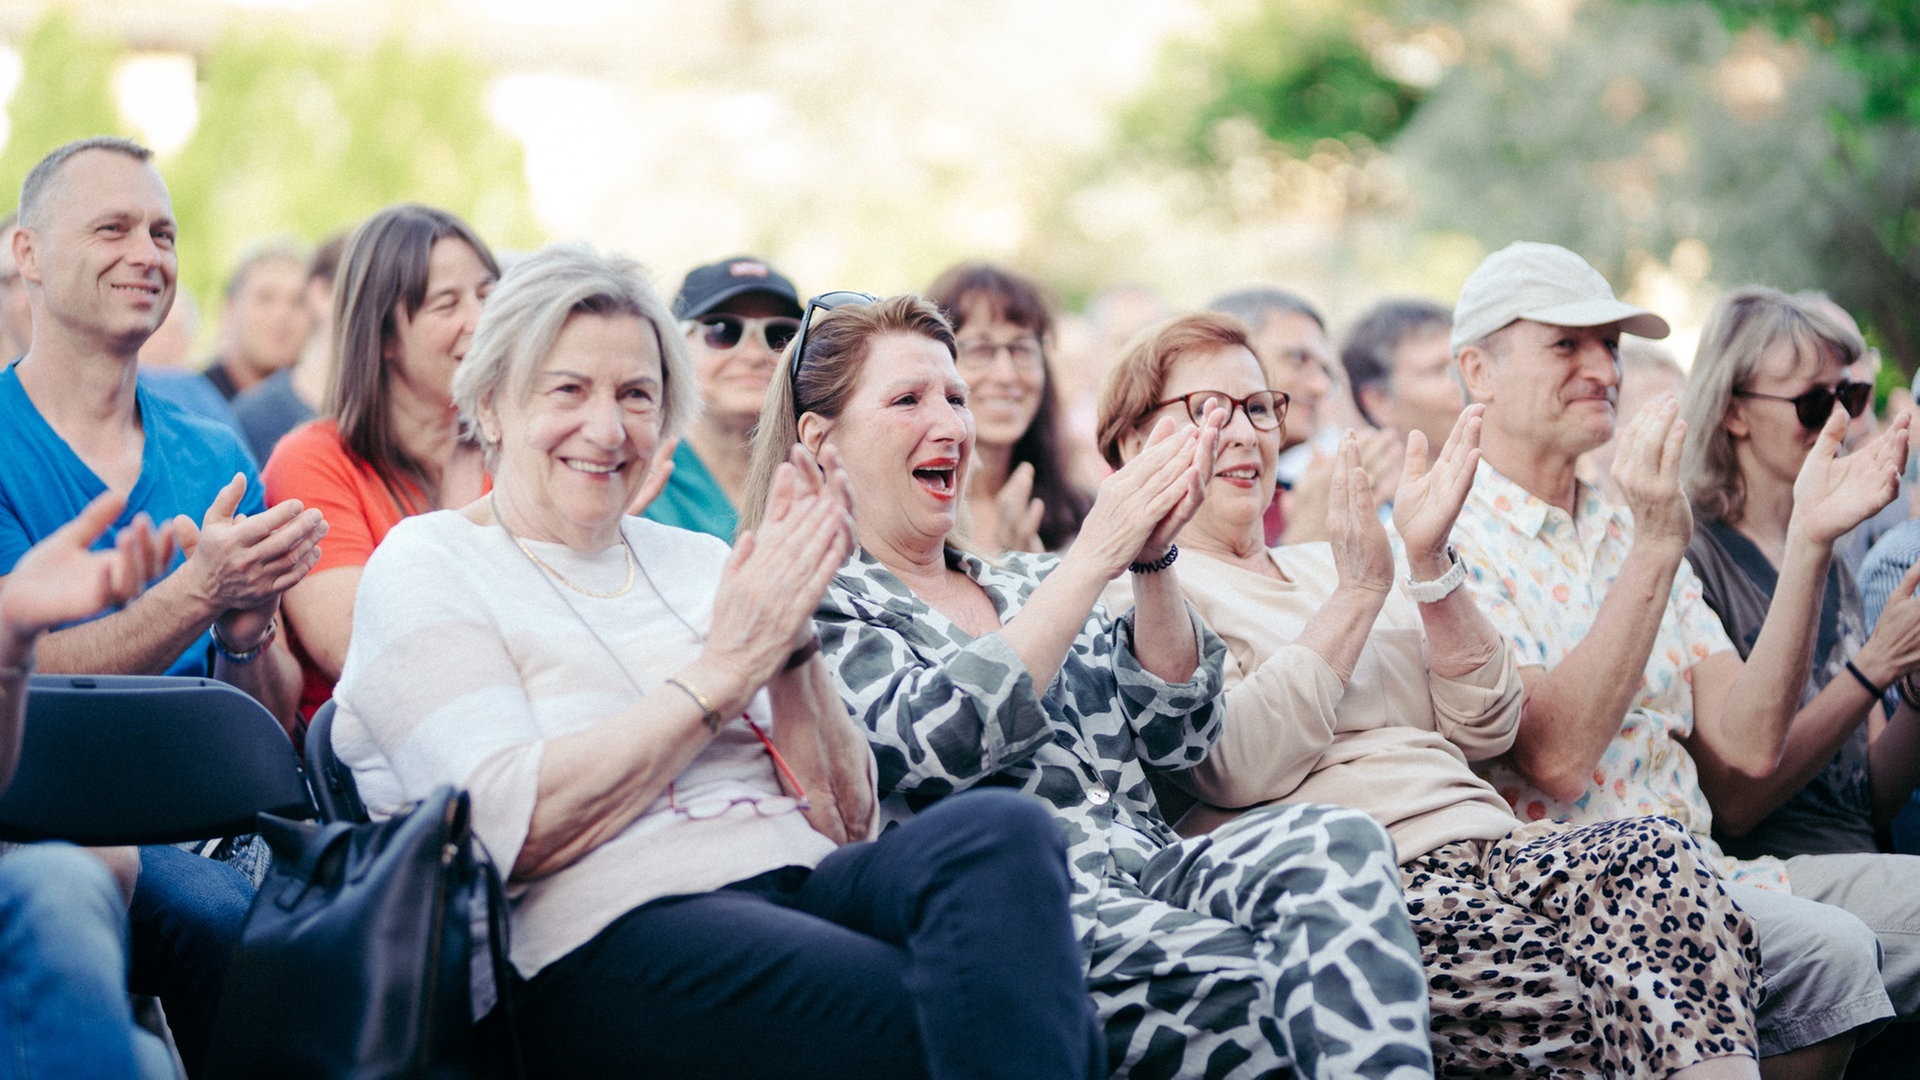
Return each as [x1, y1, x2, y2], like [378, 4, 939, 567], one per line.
[1176, 542, 1524, 864]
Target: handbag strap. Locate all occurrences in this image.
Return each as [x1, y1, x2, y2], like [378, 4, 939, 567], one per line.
[479, 848, 527, 1080]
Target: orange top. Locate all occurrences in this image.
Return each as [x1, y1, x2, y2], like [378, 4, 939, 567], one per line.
[263, 418, 488, 722]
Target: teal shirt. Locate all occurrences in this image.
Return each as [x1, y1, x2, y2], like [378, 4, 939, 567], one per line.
[642, 441, 738, 541]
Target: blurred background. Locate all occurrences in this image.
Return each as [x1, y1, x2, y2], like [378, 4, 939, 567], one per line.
[0, 0, 1911, 382]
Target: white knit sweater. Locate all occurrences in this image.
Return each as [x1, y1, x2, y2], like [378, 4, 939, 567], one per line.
[332, 511, 840, 979]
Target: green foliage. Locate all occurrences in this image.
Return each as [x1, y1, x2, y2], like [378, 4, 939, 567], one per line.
[1689, 0, 1919, 124]
[1635, 0, 1920, 371]
[166, 32, 541, 305]
[0, 11, 126, 211]
[1122, 0, 1424, 164]
[0, 13, 540, 310]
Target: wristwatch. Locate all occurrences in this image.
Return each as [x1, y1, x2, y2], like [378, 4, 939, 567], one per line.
[1404, 547, 1466, 604]
[211, 618, 277, 665]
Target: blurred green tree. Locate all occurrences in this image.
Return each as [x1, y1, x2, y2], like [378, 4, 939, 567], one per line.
[1643, 0, 1920, 370]
[1114, 0, 1919, 374]
[168, 32, 541, 305]
[1121, 0, 1424, 164]
[0, 13, 540, 315]
[0, 11, 125, 209]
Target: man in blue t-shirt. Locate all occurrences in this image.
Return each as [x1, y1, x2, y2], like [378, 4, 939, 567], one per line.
[0, 137, 325, 726]
[0, 135, 329, 1075]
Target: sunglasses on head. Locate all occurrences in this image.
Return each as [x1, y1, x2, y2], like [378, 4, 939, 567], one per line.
[1732, 380, 1873, 431]
[691, 314, 801, 354]
[788, 290, 880, 412]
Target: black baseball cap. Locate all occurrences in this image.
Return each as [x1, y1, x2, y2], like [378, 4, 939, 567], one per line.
[672, 256, 803, 321]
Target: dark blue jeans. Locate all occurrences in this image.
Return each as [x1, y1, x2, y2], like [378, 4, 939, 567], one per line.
[480, 789, 1101, 1080]
[129, 844, 254, 1077]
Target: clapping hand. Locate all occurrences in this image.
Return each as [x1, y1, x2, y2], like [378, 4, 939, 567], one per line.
[1074, 408, 1223, 579]
[1609, 393, 1691, 554]
[173, 474, 327, 645]
[705, 444, 857, 684]
[0, 490, 176, 645]
[991, 461, 1047, 554]
[1862, 560, 1920, 691]
[1790, 408, 1910, 546]
[1393, 404, 1485, 569]
[1326, 433, 1393, 594]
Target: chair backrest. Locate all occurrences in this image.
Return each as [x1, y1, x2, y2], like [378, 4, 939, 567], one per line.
[303, 699, 370, 825]
[0, 674, 316, 845]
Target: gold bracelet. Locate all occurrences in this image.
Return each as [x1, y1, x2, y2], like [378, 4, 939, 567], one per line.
[666, 675, 723, 734]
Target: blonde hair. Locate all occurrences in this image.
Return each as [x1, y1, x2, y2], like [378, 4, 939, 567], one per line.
[741, 294, 956, 532]
[1680, 285, 1864, 524]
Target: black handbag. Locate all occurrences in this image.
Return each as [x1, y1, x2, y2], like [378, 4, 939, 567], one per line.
[205, 785, 514, 1080]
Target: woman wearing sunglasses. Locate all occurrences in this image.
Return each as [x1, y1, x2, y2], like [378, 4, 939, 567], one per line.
[1678, 285, 1920, 862]
[640, 256, 805, 540]
[263, 204, 499, 724]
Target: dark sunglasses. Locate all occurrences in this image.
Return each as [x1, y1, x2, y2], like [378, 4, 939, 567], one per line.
[788, 290, 880, 413]
[1151, 389, 1290, 432]
[1732, 380, 1872, 431]
[692, 314, 801, 354]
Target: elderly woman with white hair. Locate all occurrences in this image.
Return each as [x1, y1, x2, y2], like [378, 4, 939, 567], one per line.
[327, 245, 1098, 1080]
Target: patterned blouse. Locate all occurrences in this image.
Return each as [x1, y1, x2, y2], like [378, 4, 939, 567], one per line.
[815, 546, 1227, 944]
[1452, 462, 1790, 891]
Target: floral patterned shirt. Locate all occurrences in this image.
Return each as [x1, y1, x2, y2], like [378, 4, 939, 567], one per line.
[815, 546, 1227, 945]
[1452, 461, 1790, 891]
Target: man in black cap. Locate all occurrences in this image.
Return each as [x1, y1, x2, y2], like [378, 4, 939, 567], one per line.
[642, 256, 802, 539]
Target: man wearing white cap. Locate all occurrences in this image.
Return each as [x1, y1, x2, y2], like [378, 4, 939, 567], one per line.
[1447, 242, 1910, 1073]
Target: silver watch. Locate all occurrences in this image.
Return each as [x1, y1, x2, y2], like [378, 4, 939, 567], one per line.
[1404, 546, 1466, 604]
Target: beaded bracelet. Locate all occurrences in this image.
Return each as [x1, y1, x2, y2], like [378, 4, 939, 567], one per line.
[1129, 544, 1179, 575]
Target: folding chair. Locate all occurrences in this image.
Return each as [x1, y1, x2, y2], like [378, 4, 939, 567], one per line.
[302, 699, 370, 825]
[0, 674, 316, 845]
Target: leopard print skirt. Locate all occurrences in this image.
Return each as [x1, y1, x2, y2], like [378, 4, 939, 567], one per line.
[1403, 815, 1760, 1078]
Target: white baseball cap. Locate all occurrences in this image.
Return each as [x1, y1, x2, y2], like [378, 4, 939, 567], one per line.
[1450, 241, 1670, 352]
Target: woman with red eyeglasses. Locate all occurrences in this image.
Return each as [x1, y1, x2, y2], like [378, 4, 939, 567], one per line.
[1679, 285, 1920, 865]
[641, 256, 805, 541]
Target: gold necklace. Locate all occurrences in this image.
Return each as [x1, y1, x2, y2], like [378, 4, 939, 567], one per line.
[491, 492, 636, 599]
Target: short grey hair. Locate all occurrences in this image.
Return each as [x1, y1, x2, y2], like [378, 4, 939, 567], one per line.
[452, 244, 695, 460]
[1205, 286, 1325, 333]
[1450, 323, 1516, 403]
[19, 136, 153, 229]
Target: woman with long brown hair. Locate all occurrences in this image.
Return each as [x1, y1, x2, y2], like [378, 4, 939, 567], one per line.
[263, 204, 499, 723]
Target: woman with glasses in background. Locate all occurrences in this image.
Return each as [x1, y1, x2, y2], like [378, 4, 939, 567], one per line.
[1679, 285, 1920, 860]
[926, 262, 1091, 553]
[263, 204, 499, 724]
[641, 256, 805, 541]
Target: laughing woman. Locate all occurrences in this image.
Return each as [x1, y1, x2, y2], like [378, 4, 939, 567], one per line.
[746, 294, 1435, 1080]
[330, 248, 1099, 1080]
